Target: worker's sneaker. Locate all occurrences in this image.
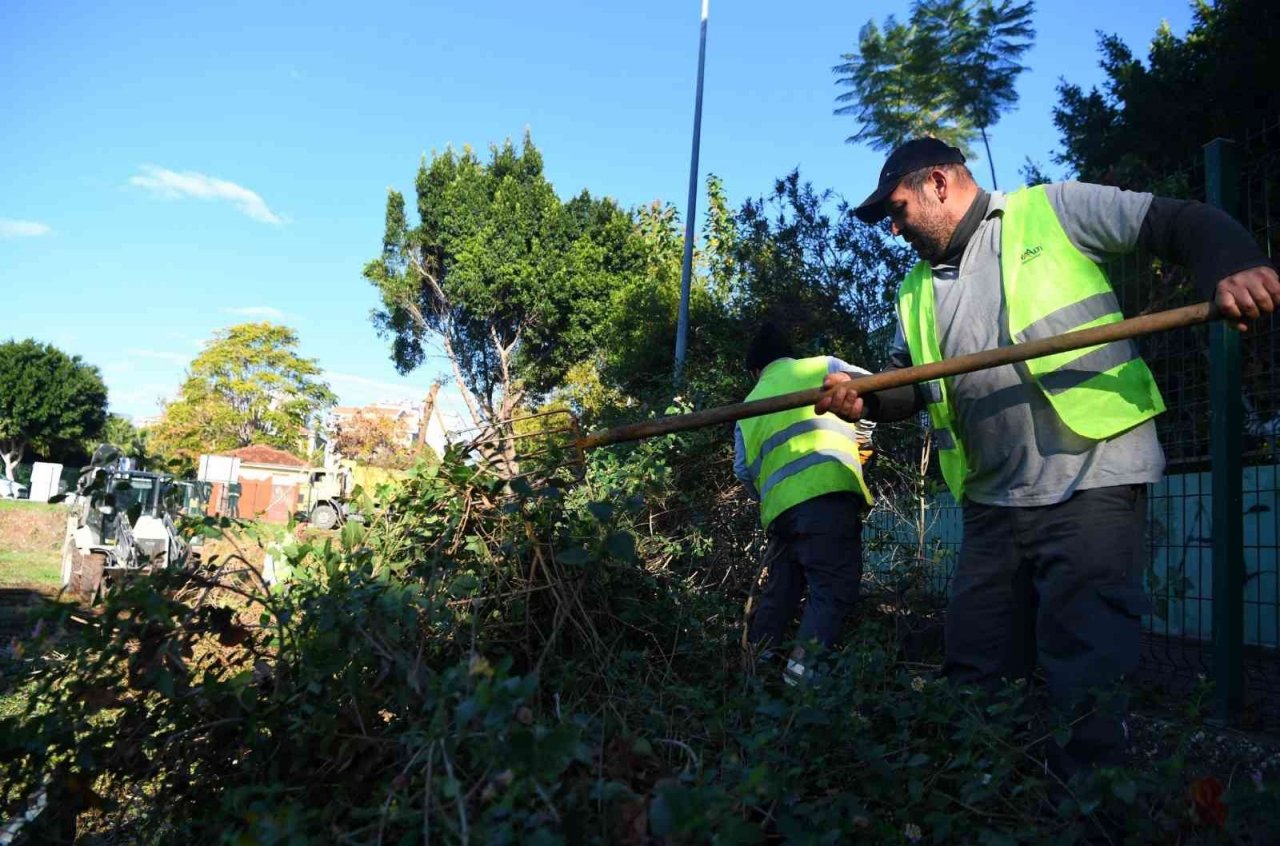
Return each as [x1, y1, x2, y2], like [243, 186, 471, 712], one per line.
[783, 647, 815, 687]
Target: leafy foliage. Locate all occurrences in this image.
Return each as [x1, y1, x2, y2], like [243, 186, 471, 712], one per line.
[364, 134, 650, 424]
[596, 171, 913, 414]
[834, 0, 1035, 183]
[1051, 0, 1280, 187]
[149, 322, 335, 467]
[598, 197, 736, 404]
[332, 410, 432, 470]
[3, 441, 1277, 844]
[96, 414, 155, 467]
[834, 15, 972, 153]
[0, 338, 108, 480]
[728, 171, 915, 371]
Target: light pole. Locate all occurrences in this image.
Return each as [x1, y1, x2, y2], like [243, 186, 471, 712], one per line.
[673, 0, 709, 386]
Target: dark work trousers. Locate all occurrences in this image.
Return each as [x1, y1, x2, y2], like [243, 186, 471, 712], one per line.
[748, 492, 866, 651]
[943, 484, 1152, 780]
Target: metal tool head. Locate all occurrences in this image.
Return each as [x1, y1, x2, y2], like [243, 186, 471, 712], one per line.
[450, 408, 587, 490]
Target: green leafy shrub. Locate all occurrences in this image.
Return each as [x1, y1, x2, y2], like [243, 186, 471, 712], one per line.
[1, 442, 1276, 844]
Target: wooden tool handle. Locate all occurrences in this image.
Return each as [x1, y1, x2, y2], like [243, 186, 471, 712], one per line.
[576, 301, 1215, 450]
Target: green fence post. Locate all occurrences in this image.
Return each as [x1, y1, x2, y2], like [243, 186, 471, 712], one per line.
[1204, 137, 1244, 725]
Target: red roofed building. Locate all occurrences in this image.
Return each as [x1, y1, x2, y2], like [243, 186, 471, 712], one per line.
[217, 444, 312, 523]
[229, 445, 309, 469]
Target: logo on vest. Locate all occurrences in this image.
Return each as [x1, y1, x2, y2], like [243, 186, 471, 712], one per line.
[1020, 245, 1043, 263]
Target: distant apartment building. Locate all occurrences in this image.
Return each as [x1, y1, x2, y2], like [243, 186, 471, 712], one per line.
[323, 385, 453, 466]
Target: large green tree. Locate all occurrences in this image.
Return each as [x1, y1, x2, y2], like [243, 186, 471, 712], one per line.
[598, 188, 737, 403]
[364, 134, 648, 473]
[0, 339, 108, 480]
[151, 323, 335, 465]
[1051, 0, 1280, 188]
[834, 0, 1035, 186]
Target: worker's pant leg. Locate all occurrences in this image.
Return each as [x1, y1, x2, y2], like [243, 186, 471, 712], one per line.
[942, 503, 1038, 688]
[1024, 485, 1150, 779]
[792, 506, 864, 649]
[749, 493, 865, 651]
[749, 532, 805, 650]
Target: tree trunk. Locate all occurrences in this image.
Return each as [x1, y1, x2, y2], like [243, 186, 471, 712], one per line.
[398, 288, 524, 479]
[495, 392, 521, 480]
[418, 383, 442, 447]
[1, 440, 23, 482]
[980, 126, 997, 190]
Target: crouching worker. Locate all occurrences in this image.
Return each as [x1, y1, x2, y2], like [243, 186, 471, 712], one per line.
[733, 323, 876, 685]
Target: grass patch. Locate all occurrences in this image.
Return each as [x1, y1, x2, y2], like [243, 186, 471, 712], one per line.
[0, 549, 61, 590]
[0, 499, 62, 515]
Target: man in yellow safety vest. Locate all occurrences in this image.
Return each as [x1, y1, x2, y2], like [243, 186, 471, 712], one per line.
[818, 137, 1279, 781]
[734, 322, 875, 685]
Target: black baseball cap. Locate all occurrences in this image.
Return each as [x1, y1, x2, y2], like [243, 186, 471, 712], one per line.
[854, 138, 966, 224]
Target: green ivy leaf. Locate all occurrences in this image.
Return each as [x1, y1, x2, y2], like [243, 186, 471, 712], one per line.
[340, 521, 366, 549]
[755, 699, 788, 718]
[605, 532, 636, 562]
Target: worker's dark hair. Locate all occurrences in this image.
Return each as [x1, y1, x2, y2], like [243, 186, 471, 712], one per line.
[900, 162, 974, 195]
[745, 322, 795, 373]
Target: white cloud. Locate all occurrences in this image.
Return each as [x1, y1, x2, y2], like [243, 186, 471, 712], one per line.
[0, 218, 51, 238]
[129, 165, 286, 225]
[327, 371, 426, 400]
[223, 305, 287, 320]
[106, 383, 174, 418]
[125, 348, 190, 365]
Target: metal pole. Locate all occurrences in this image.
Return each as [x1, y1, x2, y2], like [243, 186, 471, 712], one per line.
[673, 0, 709, 386]
[1205, 137, 1245, 725]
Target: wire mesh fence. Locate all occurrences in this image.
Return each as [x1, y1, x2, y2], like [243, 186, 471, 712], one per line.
[1235, 118, 1280, 725]
[863, 118, 1280, 729]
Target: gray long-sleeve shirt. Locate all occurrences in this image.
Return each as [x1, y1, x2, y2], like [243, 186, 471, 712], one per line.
[887, 182, 1166, 507]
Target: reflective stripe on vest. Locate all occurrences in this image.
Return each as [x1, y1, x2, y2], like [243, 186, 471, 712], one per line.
[931, 428, 957, 451]
[895, 185, 1164, 501]
[740, 357, 873, 529]
[748, 417, 861, 480]
[1012, 291, 1117, 343]
[759, 447, 863, 501]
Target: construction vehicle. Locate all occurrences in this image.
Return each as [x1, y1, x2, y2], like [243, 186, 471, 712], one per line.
[298, 461, 405, 530]
[60, 446, 196, 597]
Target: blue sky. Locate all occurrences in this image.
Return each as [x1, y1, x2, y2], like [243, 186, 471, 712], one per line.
[0, 0, 1195, 423]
